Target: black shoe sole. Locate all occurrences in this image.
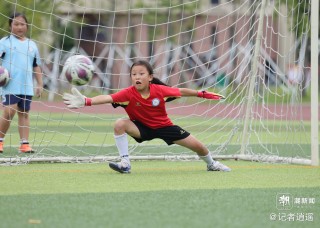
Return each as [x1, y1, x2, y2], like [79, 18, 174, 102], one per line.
[19, 151, 35, 153]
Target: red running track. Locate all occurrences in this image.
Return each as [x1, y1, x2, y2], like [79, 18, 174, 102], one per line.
[24, 100, 318, 121]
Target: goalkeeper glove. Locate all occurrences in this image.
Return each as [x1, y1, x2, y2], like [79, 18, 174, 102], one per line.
[197, 91, 225, 100]
[63, 87, 92, 109]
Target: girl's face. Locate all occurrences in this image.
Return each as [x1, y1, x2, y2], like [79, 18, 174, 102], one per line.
[130, 65, 153, 92]
[10, 16, 28, 39]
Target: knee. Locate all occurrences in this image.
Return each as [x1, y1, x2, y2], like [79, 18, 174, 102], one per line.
[113, 119, 128, 134]
[18, 111, 29, 118]
[2, 109, 16, 121]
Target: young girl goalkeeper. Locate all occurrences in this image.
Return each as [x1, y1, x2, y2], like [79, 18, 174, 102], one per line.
[0, 13, 43, 153]
[63, 60, 231, 173]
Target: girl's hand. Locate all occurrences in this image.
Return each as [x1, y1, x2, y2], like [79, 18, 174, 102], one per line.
[197, 91, 225, 100]
[35, 86, 43, 98]
[63, 88, 92, 108]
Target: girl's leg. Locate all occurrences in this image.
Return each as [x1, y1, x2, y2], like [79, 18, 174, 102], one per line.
[174, 135, 231, 171]
[17, 110, 30, 142]
[114, 118, 141, 138]
[173, 135, 209, 156]
[0, 105, 17, 139]
[174, 134, 214, 163]
[0, 105, 17, 152]
[17, 110, 34, 152]
[109, 119, 140, 173]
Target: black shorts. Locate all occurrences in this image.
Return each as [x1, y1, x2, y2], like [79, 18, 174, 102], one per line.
[1, 94, 32, 112]
[132, 121, 190, 145]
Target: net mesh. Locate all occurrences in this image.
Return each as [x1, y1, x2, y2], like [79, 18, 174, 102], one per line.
[0, 0, 315, 165]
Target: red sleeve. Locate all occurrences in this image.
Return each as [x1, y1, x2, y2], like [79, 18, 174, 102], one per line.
[157, 85, 181, 101]
[110, 87, 131, 104]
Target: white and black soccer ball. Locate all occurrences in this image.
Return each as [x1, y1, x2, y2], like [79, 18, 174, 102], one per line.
[62, 55, 94, 86]
[0, 66, 10, 87]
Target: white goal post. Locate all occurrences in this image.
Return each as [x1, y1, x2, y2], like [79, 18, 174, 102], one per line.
[0, 0, 318, 166]
[310, 0, 319, 166]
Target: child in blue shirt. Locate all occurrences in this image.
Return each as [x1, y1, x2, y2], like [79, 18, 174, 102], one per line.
[0, 12, 43, 153]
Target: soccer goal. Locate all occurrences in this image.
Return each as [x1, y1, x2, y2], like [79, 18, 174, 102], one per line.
[0, 0, 318, 166]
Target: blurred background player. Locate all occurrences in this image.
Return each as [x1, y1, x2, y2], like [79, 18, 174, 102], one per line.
[63, 60, 231, 173]
[0, 12, 43, 153]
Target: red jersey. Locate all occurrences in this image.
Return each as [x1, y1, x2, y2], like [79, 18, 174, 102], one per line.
[110, 84, 181, 129]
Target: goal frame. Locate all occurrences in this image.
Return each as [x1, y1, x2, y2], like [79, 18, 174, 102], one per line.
[0, 0, 318, 166]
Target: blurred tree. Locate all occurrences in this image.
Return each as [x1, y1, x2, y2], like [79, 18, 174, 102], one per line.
[0, 0, 60, 41]
[135, 0, 197, 45]
[275, 0, 312, 38]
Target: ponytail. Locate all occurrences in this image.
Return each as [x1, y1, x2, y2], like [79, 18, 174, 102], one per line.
[151, 77, 170, 87]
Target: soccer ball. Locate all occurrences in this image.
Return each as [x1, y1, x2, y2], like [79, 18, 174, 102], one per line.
[62, 55, 94, 86]
[0, 66, 10, 87]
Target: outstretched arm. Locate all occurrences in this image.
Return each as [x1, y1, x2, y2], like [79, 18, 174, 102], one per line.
[179, 88, 225, 100]
[179, 88, 198, 96]
[63, 88, 113, 109]
[89, 94, 113, 105]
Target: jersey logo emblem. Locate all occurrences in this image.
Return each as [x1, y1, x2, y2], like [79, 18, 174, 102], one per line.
[152, 98, 160, 107]
[180, 130, 186, 135]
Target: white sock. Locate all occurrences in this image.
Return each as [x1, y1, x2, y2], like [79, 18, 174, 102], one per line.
[199, 153, 215, 165]
[20, 139, 29, 144]
[114, 133, 130, 165]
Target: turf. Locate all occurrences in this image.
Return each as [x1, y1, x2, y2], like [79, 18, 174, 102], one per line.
[0, 161, 319, 228]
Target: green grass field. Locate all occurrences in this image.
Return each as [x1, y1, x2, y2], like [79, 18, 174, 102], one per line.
[0, 161, 319, 228]
[0, 104, 318, 228]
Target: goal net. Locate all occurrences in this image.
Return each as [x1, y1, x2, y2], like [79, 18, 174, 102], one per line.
[0, 0, 318, 165]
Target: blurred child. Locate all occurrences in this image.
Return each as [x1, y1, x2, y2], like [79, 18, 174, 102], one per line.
[0, 12, 43, 153]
